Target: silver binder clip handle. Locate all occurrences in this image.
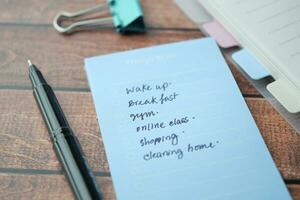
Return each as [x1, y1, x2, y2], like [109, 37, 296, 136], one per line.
[53, 4, 114, 34]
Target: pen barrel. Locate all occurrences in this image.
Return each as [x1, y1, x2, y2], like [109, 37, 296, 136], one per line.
[53, 132, 92, 200]
[33, 84, 102, 200]
[34, 84, 70, 132]
[63, 130, 103, 200]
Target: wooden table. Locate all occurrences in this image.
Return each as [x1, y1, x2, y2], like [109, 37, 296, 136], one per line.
[0, 0, 299, 199]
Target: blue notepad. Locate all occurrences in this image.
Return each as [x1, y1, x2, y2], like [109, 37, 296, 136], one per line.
[85, 38, 291, 200]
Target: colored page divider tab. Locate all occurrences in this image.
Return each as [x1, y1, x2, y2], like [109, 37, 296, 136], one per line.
[202, 20, 239, 48]
[232, 49, 270, 80]
[267, 79, 300, 113]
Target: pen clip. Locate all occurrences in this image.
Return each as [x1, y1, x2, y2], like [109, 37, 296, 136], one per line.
[53, 4, 114, 34]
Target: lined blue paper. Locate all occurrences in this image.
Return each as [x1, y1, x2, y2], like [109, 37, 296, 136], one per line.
[85, 38, 291, 200]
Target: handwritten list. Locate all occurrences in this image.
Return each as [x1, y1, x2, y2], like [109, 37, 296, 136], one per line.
[85, 38, 290, 200]
[125, 82, 219, 162]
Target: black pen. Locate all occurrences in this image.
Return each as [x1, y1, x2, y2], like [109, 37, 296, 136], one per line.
[28, 60, 102, 200]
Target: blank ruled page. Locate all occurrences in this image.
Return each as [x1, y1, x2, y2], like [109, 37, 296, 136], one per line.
[201, 0, 300, 90]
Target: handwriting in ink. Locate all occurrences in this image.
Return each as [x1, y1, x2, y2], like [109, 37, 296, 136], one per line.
[136, 116, 191, 133]
[187, 141, 219, 153]
[123, 81, 221, 163]
[140, 133, 178, 147]
[156, 82, 171, 91]
[136, 122, 166, 132]
[128, 92, 179, 108]
[130, 111, 158, 122]
[126, 84, 152, 95]
[143, 148, 183, 161]
[169, 117, 189, 127]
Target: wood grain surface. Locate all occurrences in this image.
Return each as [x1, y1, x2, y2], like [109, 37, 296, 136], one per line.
[0, 89, 299, 177]
[0, 174, 114, 200]
[0, 27, 257, 95]
[0, 0, 196, 29]
[0, 0, 299, 199]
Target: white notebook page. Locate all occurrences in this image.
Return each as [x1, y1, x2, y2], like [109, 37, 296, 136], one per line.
[201, 0, 300, 90]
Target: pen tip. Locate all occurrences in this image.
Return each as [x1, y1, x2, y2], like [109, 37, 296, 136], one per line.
[27, 60, 32, 67]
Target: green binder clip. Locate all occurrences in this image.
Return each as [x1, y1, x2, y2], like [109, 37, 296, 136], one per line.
[53, 0, 145, 34]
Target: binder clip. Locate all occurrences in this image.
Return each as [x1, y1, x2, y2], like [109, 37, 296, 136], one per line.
[53, 0, 145, 34]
